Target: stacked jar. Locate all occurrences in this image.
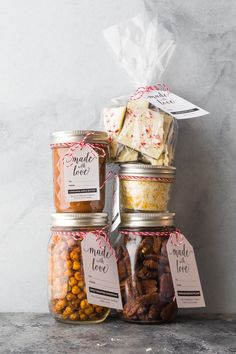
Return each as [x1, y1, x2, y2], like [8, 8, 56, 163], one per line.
[48, 130, 111, 324]
[116, 163, 178, 323]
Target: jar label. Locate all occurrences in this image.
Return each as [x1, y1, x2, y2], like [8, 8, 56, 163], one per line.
[142, 90, 209, 120]
[167, 235, 206, 308]
[81, 233, 123, 310]
[63, 145, 100, 202]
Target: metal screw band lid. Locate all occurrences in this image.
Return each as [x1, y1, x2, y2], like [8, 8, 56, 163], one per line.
[120, 212, 175, 228]
[51, 130, 109, 144]
[119, 164, 176, 178]
[51, 213, 108, 228]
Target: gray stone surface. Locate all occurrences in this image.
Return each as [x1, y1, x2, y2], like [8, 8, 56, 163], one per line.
[0, 0, 236, 314]
[0, 314, 236, 354]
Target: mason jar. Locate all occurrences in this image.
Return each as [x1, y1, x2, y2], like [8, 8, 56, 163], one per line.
[48, 213, 110, 324]
[119, 164, 176, 212]
[116, 212, 177, 323]
[51, 130, 109, 213]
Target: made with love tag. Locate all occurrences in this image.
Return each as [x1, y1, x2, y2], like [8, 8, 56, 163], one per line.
[64, 145, 100, 202]
[143, 90, 209, 120]
[167, 234, 205, 308]
[81, 233, 123, 310]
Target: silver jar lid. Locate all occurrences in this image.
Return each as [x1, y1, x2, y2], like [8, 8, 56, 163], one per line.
[120, 212, 175, 228]
[119, 164, 176, 178]
[51, 130, 109, 144]
[51, 213, 108, 228]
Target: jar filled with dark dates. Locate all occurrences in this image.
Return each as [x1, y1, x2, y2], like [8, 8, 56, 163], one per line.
[116, 212, 177, 323]
[48, 212, 110, 324]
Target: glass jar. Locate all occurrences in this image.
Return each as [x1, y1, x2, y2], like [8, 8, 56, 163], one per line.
[116, 212, 177, 323]
[119, 164, 176, 212]
[51, 130, 109, 213]
[48, 213, 110, 324]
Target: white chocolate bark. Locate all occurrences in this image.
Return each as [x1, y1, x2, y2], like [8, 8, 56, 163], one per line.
[103, 106, 126, 158]
[117, 106, 165, 160]
[116, 146, 139, 162]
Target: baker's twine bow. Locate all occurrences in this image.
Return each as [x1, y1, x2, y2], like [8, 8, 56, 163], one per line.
[120, 228, 184, 246]
[50, 132, 107, 167]
[52, 226, 117, 261]
[130, 83, 169, 101]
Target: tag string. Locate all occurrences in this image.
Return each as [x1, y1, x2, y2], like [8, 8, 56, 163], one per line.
[50, 132, 107, 167]
[119, 175, 175, 183]
[130, 83, 169, 101]
[52, 226, 117, 261]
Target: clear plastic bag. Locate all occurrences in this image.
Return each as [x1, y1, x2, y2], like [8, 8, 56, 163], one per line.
[102, 13, 178, 166]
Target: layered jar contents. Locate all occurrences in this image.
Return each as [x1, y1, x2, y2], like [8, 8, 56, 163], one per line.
[48, 213, 110, 324]
[119, 164, 176, 212]
[51, 130, 109, 213]
[116, 212, 177, 323]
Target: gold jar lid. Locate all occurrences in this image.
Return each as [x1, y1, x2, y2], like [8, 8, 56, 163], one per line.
[51, 130, 109, 145]
[120, 212, 175, 228]
[51, 213, 108, 228]
[119, 164, 176, 178]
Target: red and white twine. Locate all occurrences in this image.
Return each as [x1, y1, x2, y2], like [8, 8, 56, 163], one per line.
[52, 227, 117, 260]
[120, 229, 184, 247]
[50, 132, 107, 167]
[119, 175, 175, 183]
[130, 84, 169, 101]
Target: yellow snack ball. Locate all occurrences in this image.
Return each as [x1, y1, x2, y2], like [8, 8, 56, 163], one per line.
[77, 291, 86, 300]
[54, 299, 67, 312]
[74, 271, 82, 281]
[71, 285, 80, 295]
[70, 313, 79, 321]
[64, 269, 73, 277]
[77, 280, 85, 288]
[84, 306, 94, 315]
[89, 313, 98, 320]
[66, 293, 76, 302]
[80, 313, 88, 321]
[65, 260, 73, 269]
[70, 248, 80, 261]
[80, 299, 88, 309]
[72, 261, 80, 271]
[95, 306, 104, 314]
[71, 299, 80, 308]
[63, 306, 73, 317]
[69, 277, 77, 287]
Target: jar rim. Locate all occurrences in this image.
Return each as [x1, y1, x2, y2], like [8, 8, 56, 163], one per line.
[120, 212, 175, 228]
[50, 130, 109, 144]
[51, 213, 108, 228]
[119, 163, 176, 178]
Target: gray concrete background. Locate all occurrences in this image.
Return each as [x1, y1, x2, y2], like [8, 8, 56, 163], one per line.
[0, 0, 235, 312]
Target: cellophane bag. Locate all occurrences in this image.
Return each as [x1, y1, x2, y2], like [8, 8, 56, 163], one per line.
[102, 13, 178, 166]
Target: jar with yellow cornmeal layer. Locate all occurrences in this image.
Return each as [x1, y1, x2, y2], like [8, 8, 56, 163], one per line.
[119, 164, 176, 212]
[48, 213, 110, 324]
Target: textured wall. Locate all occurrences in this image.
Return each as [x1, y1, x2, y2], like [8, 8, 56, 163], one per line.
[0, 0, 235, 312]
